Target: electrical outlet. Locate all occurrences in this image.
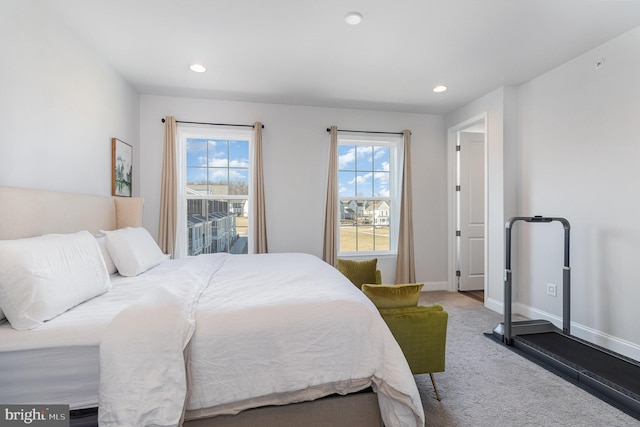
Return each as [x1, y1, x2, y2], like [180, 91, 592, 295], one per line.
[547, 283, 557, 297]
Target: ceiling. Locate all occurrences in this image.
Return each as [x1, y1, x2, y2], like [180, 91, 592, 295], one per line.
[40, 0, 640, 115]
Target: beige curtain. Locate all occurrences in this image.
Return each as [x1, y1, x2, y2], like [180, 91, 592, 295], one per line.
[253, 122, 268, 253]
[395, 130, 416, 283]
[158, 116, 177, 257]
[322, 126, 338, 266]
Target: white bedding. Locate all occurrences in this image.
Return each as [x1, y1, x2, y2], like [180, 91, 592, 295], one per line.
[0, 265, 186, 409]
[0, 253, 424, 426]
[0, 261, 202, 409]
[0, 266, 182, 351]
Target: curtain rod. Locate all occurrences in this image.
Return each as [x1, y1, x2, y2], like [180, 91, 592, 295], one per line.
[326, 127, 405, 136]
[162, 118, 264, 129]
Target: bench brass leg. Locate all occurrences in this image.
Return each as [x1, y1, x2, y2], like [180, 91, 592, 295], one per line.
[429, 373, 441, 401]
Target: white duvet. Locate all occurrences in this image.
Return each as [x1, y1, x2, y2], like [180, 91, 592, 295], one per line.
[96, 253, 424, 426]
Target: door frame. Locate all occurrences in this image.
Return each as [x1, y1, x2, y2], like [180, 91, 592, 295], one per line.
[447, 113, 488, 295]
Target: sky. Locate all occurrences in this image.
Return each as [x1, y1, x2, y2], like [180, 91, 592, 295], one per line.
[185, 138, 392, 199]
[338, 144, 390, 198]
[186, 138, 249, 194]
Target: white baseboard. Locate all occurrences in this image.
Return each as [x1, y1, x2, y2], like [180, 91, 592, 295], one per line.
[514, 303, 640, 361]
[421, 281, 449, 292]
[484, 297, 504, 315]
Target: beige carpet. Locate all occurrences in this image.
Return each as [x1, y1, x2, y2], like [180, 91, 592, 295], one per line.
[415, 291, 639, 427]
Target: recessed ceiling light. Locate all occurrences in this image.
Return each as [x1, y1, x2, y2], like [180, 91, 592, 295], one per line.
[189, 64, 207, 73]
[433, 85, 448, 93]
[345, 12, 363, 25]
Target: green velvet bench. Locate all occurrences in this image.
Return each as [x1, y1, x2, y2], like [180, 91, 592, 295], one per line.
[337, 258, 449, 400]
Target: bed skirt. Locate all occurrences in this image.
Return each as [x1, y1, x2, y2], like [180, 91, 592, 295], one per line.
[70, 390, 383, 427]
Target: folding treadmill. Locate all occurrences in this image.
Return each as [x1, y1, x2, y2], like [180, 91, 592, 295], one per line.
[492, 216, 640, 418]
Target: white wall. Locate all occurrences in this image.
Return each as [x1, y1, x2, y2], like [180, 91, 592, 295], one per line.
[0, 1, 139, 197]
[445, 87, 519, 311]
[139, 96, 447, 285]
[514, 26, 640, 359]
[450, 25, 640, 359]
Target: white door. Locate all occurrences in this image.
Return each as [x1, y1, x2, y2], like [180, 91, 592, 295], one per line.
[458, 130, 485, 291]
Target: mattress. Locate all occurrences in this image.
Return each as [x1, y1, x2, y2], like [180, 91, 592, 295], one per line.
[0, 263, 181, 408]
[0, 345, 99, 410]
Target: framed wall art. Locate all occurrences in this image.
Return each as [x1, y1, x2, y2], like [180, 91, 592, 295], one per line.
[112, 138, 132, 197]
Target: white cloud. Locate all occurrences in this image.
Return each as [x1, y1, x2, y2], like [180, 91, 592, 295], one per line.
[206, 168, 247, 182]
[207, 158, 246, 168]
[229, 159, 249, 168]
[208, 168, 226, 180]
[208, 158, 228, 167]
[340, 145, 392, 170]
[374, 171, 389, 184]
[229, 169, 246, 180]
[339, 148, 356, 169]
[195, 155, 208, 166]
[349, 172, 372, 186]
[374, 147, 386, 159]
[186, 139, 207, 152]
[357, 146, 373, 156]
[376, 188, 390, 197]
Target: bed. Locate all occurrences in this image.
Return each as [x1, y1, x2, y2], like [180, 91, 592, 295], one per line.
[0, 185, 424, 427]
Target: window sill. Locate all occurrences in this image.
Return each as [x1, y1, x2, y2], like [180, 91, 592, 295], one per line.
[337, 252, 397, 260]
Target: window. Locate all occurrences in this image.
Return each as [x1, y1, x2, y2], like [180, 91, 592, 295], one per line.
[337, 135, 402, 255]
[178, 127, 253, 257]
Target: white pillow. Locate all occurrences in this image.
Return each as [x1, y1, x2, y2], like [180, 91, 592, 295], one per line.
[101, 227, 165, 277]
[96, 235, 118, 275]
[0, 231, 111, 330]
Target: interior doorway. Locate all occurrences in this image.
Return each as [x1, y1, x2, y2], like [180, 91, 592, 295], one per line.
[454, 118, 486, 297]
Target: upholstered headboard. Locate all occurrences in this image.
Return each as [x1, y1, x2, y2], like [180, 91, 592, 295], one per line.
[0, 186, 144, 240]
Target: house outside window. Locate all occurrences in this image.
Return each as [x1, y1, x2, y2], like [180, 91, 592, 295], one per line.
[177, 127, 253, 257]
[337, 135, 402, 255]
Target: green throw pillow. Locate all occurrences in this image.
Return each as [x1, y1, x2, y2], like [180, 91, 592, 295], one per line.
[337, 258, 378, 289]
[361, 283, 424, 309]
